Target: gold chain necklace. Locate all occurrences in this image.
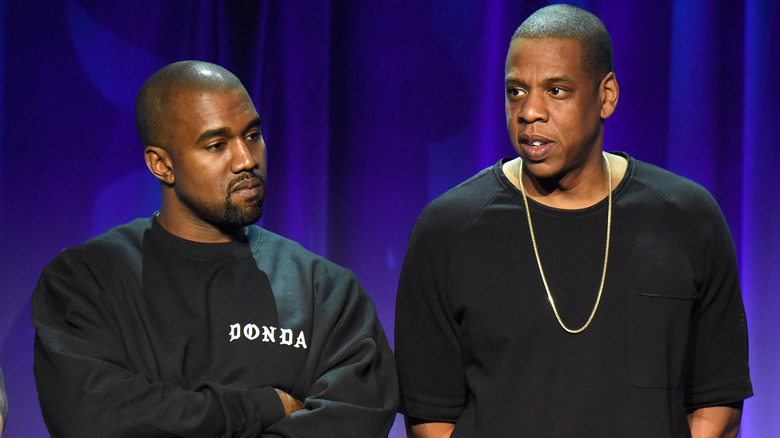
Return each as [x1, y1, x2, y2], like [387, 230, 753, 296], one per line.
[518, 152, 612, 334]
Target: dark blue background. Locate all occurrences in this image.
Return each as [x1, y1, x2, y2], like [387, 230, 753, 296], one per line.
[1, 1, 777, 436]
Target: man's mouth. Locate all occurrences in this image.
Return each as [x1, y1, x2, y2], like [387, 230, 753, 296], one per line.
[520, 137, 554, 159]
[229, 174, 265, 198]
[231, 178, 260, 192]
[520, 135, 553, 146]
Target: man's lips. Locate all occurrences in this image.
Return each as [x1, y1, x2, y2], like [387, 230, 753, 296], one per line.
[519, 135, 554, 160]
[519, 134, 553, 145]
[230, 178, 264, 196]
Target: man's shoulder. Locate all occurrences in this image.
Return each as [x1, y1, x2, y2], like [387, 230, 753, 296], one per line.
[51, 217, 151, 269]
[246, 226, 370, 313]
[623, 157, 729, 241]
[628, 157, 719, 209]
[77, 217, 151, 254]
[417, 162, 505, 227]
[248, 225, 319, 261]
[247, 225, 354, 279]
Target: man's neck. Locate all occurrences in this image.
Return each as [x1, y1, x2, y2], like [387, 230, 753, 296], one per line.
[503, 152, 627, 210]
[156, 209, 241, 243]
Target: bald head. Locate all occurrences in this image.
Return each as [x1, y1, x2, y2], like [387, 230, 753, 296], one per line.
[512, 4, 613, 84]
[135, 61, 245, 147]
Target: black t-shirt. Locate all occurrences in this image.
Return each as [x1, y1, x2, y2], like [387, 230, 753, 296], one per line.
[141, 219, 307, 389]
[395, 154, 752, 437]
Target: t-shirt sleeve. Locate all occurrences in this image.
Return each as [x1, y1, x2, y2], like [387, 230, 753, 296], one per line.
[32, 248, 286, 437]
[395, 212, 467, 423]
[683, 194, 753, 409]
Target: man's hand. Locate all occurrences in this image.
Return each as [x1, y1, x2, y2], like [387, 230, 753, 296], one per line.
[275, 389, 304, 416]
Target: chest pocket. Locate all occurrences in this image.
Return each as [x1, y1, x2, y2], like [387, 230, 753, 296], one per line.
[626, 291, 696, 388]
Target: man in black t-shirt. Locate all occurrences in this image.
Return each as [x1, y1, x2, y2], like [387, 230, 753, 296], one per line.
[395, 4, 752, 438]
[32, 61, 398, 437]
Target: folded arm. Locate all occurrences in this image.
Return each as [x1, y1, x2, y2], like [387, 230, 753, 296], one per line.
[32, 253, 287, 437]
[260, 270, 399, 437]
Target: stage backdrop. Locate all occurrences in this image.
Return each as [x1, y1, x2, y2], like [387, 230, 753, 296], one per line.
[1, 0, 777, 436]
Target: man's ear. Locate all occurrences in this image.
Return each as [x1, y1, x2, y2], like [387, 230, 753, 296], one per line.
[599, 72, 619, 120]
[144, 145, 174, 185]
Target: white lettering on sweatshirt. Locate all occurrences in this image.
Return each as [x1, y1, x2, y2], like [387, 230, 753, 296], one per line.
[229, 323, 308, 349]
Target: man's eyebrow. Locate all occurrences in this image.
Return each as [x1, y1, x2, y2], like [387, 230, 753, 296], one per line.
[196, 117, 262, 143]
[196, 127, 230, 144]
[545, 76, 574, 85]
[504, 75, 575, 85]
[245, 116, 262, 132]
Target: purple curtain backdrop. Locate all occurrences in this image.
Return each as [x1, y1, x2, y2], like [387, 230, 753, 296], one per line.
[1, 1, 777, 436]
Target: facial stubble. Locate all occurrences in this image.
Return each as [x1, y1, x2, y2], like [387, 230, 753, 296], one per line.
[222, 171, 265, 228]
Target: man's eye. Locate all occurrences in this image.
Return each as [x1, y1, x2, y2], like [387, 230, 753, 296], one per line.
[246, 132, 260, 142]
[550, 87, 566, 96]
[507, 87, 524, 97]
[206, 143, 227, 151]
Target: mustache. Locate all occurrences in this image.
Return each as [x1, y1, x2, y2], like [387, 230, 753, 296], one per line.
[227, 171, 266, 192]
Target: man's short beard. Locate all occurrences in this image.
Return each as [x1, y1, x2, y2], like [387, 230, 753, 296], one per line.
[222, 196, 263, 228]
[218, 171, 266, 229]
[180, 194, 264, 232]
[177, 172, 265, 231]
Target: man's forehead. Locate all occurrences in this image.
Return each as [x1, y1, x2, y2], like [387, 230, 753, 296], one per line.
[508, 36, 584, 54]
[158, 87, 257, 138]
[165, 86, 256, 116]
[165, 84, 248, 104]
[505, 37, 584, 72]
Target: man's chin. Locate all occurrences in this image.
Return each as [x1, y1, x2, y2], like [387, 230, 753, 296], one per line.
[223, 201, 264, 228]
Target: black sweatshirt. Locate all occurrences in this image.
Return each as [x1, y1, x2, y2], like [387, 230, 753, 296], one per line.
[33, 217, 398, 437]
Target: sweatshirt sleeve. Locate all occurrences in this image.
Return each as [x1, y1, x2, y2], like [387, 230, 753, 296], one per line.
[31, 248, 286, 438]
[261, 266, 399, 438]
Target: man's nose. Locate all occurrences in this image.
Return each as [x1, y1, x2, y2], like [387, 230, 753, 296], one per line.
[517, 91, 548, 124]
[231, 138, 262, 173]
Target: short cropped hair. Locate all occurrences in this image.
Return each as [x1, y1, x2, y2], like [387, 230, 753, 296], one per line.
[512, 4, 613, 84]
[135, 61, 243, 147]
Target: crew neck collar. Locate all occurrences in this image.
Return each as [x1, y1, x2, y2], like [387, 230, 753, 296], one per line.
[150, 214, 252, 260]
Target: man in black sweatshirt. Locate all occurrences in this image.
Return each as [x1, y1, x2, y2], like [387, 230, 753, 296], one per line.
[32, 60, 398, 437]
